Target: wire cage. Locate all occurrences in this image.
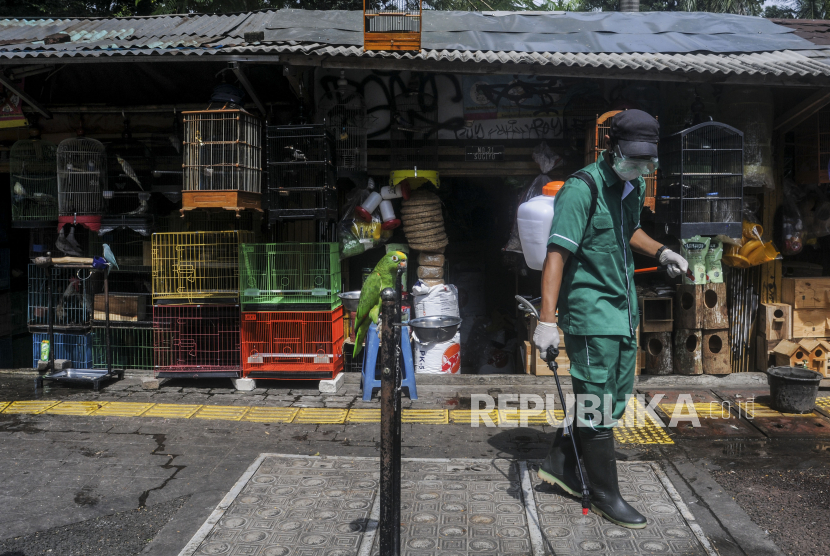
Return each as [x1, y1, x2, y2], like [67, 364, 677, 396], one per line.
[182, 108, 263, 213]
[241, 307, 344, 380]
[585, 110, 657, 211]
[104, 138, 152, 215]
[28, 224, 103, 259]
[266, 219, 337, 243]
[390, 88, 438, 171]
[363, 0, 421, 51]
[266, 125, 337, 221]
[10, 139, 59, 225]
[28, 264, 94, 331]
[794, 105, 830, 184]
[159, 210, 260, 234]
[153, 304, 240, 377]
[152, 230, 254, 303]
[239, 243, 342, 310]
[32, 332, 93, 368]
[656, 122, 744, 239]
[92, 322, 153, 371]
[100, 227, 152, 272]
[57, 137, 107, 216]
[318, 72, 369, 176]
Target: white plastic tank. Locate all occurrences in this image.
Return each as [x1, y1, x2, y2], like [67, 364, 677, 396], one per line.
[517, 181, 564, 271]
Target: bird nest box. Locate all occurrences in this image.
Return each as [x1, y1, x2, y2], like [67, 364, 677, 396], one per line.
[181, 108, 263, 217]
[363, 0, 422, 51]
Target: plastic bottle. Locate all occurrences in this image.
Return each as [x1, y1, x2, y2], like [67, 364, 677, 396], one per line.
[40, 340, 50, 361]
[517, 181, 564, 271]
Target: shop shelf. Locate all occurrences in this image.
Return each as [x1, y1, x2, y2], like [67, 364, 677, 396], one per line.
[241, 307, 344, 380]
[153, 304, 240, 377]
[32, 332, 93, 369]
[239, 242, 342, 310]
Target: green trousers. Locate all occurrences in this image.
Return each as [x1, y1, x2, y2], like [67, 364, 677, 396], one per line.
[562, 334, 637, 430]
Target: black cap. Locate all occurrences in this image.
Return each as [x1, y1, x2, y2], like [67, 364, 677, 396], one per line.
[609, 109, 659, 158]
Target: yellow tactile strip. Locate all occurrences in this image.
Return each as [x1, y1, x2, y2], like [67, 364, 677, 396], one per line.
[658, 402, 737, 420]
[616, 398, 673, 445]
[815, 397, 830, 411]
[736, 400, 816, 418]
[0, 400, 672, 443]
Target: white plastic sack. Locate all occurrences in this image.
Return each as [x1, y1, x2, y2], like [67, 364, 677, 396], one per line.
[411, 280, 460, 319]
[413, 332, 461, 374]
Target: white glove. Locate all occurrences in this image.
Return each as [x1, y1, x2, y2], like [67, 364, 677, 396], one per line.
[533, 321, 560, 361]
[659, 247, 689, 279]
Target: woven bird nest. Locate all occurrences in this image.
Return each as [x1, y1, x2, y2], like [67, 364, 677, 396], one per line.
[401, 190, 447, 251]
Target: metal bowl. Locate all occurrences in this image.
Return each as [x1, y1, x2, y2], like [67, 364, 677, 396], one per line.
[338, 291, 361, 312]
[408, 316, 462, 344]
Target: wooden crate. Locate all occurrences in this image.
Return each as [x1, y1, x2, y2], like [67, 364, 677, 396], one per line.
[181, 190, 263, 216]
[782, 277, 830, 310]
[522, 341, 570, 376]
[639, 297, 673, 332]
[702, 329, 730, 375]
[791, 308, 830, 338]
[674, 329, 703, 375]
[758, 302, 792, 341]
[676, 283, 728, 330]
[93, 293, 147, 322]
[642, 331, 672, 375]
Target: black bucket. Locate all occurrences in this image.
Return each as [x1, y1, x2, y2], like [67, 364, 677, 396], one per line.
[766, 366, 822, 414]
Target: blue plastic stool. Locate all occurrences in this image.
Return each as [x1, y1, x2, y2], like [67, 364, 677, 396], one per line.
[361, 323, 418, 401]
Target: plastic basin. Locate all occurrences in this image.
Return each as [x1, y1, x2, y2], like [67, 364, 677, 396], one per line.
[766, 366, 822, 414]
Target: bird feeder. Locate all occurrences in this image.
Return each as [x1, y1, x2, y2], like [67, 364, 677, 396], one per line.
[363, 0, 422, 51]
[181, 108, 263, 218]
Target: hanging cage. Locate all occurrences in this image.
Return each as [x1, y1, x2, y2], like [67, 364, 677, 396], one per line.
[181, 108, 263, 215]
[57, 137, 107, 218]
[363, 0, 422, 51]
[585, 110, 657, 212]
[390, 87, 438, 172]
[103, 137, 153, 216]
[10, 139, 59, 225]
[318, 72, 370, 176]
[655, 122, 744, 239]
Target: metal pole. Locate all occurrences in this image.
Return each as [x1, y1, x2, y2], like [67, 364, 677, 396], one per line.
[379, 287, 400, 556]
[105, 268, 112, 376]
[48, 267, 54, 373]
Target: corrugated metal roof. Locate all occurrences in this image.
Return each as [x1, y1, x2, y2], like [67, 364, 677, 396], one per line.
[0, 10, 829, 81]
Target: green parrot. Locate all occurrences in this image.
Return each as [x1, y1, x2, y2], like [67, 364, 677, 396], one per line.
[353, 250, 408, 358]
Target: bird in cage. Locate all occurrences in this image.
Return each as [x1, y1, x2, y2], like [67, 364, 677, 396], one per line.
[55, 226, 84, 257]
[56, 276, 81, 323]
[125, 196, 149, 215]
[116, 155, 143, 190]
[13, 182, 27, 199]
[283, 145, 306, 162]
[102, 244, 119, 270]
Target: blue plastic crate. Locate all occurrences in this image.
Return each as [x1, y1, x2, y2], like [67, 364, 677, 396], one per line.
[32, 332, 93, 369]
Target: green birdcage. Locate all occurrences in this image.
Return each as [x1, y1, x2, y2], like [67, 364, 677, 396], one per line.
[92, 322, 153, 371]
[239, 242, 342, 310]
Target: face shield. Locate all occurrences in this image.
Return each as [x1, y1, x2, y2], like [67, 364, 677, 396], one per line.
[612, 145, 659, 181]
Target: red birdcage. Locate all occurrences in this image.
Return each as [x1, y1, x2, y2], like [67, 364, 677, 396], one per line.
[153, 304, 240, 378]
[241, 307, 344, 380]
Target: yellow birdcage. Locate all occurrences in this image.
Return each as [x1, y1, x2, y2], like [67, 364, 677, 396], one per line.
[151, 230, 253, 303]
[585, 110, 657, 212]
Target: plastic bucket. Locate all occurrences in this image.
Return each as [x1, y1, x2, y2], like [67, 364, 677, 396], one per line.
[766, 366, 822, 414]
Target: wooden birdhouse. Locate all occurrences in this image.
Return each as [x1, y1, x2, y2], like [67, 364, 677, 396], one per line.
[363, 0, 421, 51]
[773, 338, 830, 377]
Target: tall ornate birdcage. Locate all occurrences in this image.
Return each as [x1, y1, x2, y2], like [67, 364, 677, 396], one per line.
[318, 71, 370, 178]
[655, 122, 744, 239]
[266, 124, 337, 222]
[57, 137, 107, 223]
[585, 110, 657, 211]
[181, 107, 263, 217]
[103, 136, 153, 217]
[390, 83, 439, 177]
[10, 138, 59, 225]
[363, 0, 421, 51]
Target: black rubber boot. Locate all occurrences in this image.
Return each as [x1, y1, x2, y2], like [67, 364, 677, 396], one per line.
[537, 427, 582, 496]
[579, 428, 647, 529]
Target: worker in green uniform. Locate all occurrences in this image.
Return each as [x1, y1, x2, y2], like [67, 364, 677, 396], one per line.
[532, 109, 688, 529]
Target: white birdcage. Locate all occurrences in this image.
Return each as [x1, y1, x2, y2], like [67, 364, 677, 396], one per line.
[390, 84, 438, 171]
[57, 137, 107, 216]
[10, 138, 59, 224]
[318, 71, 370, 175]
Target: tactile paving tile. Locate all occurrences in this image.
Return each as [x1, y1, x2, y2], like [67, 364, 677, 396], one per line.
[449, 409, 499, 425]
[658, 402, 736, 420]
[817, 397, 830, 410]
[91, 402, 155, 417]
[191, 455, 377, 556]
[243, 407, 299, 423]
[346, 409, 381, 423]
[498, 409, 553, 426]
[530, 461, 707, 555]
[0, 402, 11, 412]
[401, 409, 449, 424]
[3, 400, 61, 414]
[46, 401, 109, 416]
[736, 400, 815, 418]
[295, 408, 348, 424]
[143, 403, 202, 419]
[192, 405, 250, 421]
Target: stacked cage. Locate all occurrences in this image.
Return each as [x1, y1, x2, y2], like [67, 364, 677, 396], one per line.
[655, 122, 744, 239]
[318, 72, 369, 179]
[363, 0, 422, 51]
[151, 230, 253, 377]
[585, 110, 657, 211]
[181, 108, 263, 216]
[266, 125, 338, 242]
[57, 137, 107, 229]
[390, 88, 438, 172]
[10, 139, 59, 226]
[239, 242, 344, 379]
